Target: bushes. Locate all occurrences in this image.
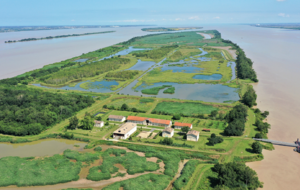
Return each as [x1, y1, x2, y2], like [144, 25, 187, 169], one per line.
[141, 85, 172, 95]
[87, 148, 159, 181]
[102, 173, 172, 190]
[208, 133, 224, 145]
[63, 149, 100, 163]
[0, 155, 81, 187]
[212, 162, 262, 189]
[105, 70, 139, 80]
[163, 87, 175, 94]
[252, 142, 263, 154]
[173, 160, 199, 190]
[94, 146, 102, 152]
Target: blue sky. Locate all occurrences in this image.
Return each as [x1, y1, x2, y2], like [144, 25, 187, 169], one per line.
[0, 0, 299, 26]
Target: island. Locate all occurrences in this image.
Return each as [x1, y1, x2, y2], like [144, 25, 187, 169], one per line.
[141, 27, 203, 32]
[251, 23, 300, 30]
[0, 30, 271, 190]
[4, 31, 115, 43]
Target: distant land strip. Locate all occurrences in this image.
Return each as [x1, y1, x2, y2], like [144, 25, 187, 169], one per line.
[4, 31, 115, 43]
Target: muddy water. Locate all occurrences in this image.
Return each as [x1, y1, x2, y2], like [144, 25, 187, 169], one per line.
[0, 27, 150, 79]
[212, 25, 300, 190]
[0, 139, 87, 158]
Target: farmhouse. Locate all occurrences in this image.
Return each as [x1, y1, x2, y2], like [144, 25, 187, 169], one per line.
[162, 127, 174, 138]
[108, 115, 126, 122]
[113, 123, 137, 140]
[187, 130, 200, 141]
[94, 120, 104, 128]
[127, 116, 172, 127]
[127, 116, 148, 125]
[174, 122, 193, 129]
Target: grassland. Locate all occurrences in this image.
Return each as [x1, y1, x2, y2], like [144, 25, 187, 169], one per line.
[141, 85, 172, 95]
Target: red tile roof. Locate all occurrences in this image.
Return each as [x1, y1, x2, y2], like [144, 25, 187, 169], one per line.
[148, 118, 171, 125]
[127, 116, 147, 122]
[174, 122, 192, 128]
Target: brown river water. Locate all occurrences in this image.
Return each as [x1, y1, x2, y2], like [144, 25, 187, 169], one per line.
[0, 25, 300, 189]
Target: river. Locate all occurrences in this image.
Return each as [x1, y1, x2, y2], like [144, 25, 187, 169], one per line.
[0, 25, 299, 189]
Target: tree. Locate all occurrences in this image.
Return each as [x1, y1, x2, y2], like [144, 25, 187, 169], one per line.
[80, 115, 94, 130]
[103, 105, 107, 108]
[121, 103, 129, 111]
[160, 138, 173, 145]
[68, 116, 79, 130]
[254, 133, 263, 139]
[252, 141, 262, 154]
[211, 133, 216, 138]
[105, 121, 109, 126]
[208, 133, 223, 146]
[181, 126, 190, 134]
[96, 116, 102, 121]
[242, 87, 257, 107]
[172, 114, 181, 120]
[131, 108, 138, 112]
[210, 110, 218, 118]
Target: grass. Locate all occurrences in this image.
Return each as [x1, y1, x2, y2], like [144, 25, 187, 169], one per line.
[87, 148, 159, 181]
[173, 160, 200, 190]
[107, 97, 154, 112]
[141, 85, 172, 95]
[102, 173, 172, 190]
[196, 165, 217, 190]
[0, 155, 81, 187]
[163, 87, 175, 94]
[152, 101, 218, 116]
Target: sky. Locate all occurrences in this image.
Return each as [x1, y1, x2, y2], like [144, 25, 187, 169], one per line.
[0, 0, 299, 26]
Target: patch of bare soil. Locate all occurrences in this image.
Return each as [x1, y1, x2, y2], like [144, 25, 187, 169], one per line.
[137, 131, 151, 139]
[209, 46, 237, 59]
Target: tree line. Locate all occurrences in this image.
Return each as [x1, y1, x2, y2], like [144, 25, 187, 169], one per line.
[222, 39, 258, 82]
[0, 87, 94, 136]
[224, 104, 248, 136]
[105, 70, 139, 80]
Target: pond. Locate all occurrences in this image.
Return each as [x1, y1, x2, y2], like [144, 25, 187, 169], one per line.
[126, 59, 157, 71]
[0, 139, 87, 158]
[99, 46, 151, 60]
[120, 82, 239, 103]
[32, 79, 119, 93]
[74, 58, 88, 62]
[193, 74, 222, 80]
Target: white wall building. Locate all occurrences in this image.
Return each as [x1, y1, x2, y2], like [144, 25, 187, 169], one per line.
[94, 120, 104, 128]
[113, 123, 137, 140]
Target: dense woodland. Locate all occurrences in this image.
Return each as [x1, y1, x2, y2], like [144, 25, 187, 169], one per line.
[0, 88, 94, 136]
[42, 57, 131, 85]
[132, 45, 178, 60]
[222, 39, 258, 82]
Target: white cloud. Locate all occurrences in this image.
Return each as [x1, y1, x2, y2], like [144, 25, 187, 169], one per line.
[278, 13, 290, 17]
[189, 16, 201, 20]
[175, 18, 184, 21]
[277, 0, 286, 1]
[213, 16, 220, 19]
[71, 19, 75, 22]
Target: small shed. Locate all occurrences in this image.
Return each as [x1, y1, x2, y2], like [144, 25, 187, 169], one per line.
[162, 128, 174, 138]
[202, 129, 211, 132]
[187, 130, 200, 141]
[108, 115, 126, 122]
[94, 120, 104, 128]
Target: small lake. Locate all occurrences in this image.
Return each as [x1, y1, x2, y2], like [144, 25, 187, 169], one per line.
[126, 59, 157, 71]
[99, 46, 151, 60]
[33, 79, 119, 93]
[193, 74, 222, 80]
[0, 139, 87, 158]
[74, 58, 88, 62]
[120, 82, 239, 103]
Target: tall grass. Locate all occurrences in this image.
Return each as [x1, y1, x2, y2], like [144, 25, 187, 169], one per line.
[63, 149, 100, 163]
[173, 160, 200, 190]
[102, 173, 172, 190]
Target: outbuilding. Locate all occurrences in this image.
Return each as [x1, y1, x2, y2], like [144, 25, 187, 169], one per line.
[162, 127, 174, 138]
[113, 123, 137, 140]
[187, 130, 200, 141]
[108, 115, 126, 122]
[127, 116, 148, 125]
[94, 120, 104, 128]
[174, 122, 193, 129]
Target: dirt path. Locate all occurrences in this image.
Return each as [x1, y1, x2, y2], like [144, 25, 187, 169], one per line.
[208, 46, 237, 59]
[146, 99, 159, 114]
[193, 165, 212, 190]
[165, 159, 189, 190]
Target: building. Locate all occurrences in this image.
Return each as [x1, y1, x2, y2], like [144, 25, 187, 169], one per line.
[187, 130, 200, 141]
[174, 122, 193, 129]
[127, 116, 148, 125]
[113, 123, 137, 140]
[94, 120, 104, 128]
[202, 129, 211, 132]
[148, 118, 172, 127]
[162, 127, 174, 138]
[127, 116, 172, 127]
[108, 115, 126, 122]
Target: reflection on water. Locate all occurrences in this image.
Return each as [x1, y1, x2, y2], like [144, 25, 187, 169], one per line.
[121, 82, 239, 103]
[33, 79, 119, 93]
[74, 58, 88, 62]
[99, 46, 151, 60]
[126, 59, 157, 71]
[193, 74, 222, 80]
[227, 61, 236, 81]
[0, 139, 87, 158]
